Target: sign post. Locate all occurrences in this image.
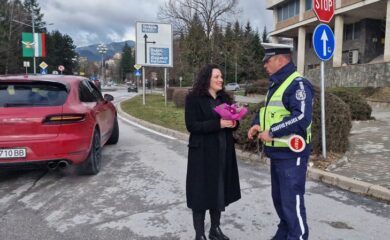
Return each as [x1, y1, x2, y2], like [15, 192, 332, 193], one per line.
[58, 65, 65, 75]
[136, 22, 173, 105]
[23, 61, 30, 74]
[312, 0, 335, 159]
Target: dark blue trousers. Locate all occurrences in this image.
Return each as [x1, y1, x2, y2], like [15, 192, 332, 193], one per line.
[270, 156, 309, 240]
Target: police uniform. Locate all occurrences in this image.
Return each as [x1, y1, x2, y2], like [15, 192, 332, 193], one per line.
[253, 43, 314, 240]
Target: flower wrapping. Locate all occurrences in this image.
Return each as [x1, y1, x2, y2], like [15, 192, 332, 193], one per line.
[213, 103, 248, 120]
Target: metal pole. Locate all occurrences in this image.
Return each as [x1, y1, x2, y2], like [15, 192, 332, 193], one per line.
[235, 60, 237, 83]
[142, 67, 146, 105]
[31, 11, 36, 74]
[321, 61, 327, 159]
[101, 54, 104, 83]
[164, 68, 167, 106]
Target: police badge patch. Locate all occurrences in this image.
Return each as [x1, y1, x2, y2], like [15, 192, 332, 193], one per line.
[296, 89, 306, 100]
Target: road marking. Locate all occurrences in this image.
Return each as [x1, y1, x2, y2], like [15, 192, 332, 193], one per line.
[118, 115, 176, 140]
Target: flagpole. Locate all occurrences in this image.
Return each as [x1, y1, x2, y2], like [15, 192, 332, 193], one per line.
[31, 10, 36, 74]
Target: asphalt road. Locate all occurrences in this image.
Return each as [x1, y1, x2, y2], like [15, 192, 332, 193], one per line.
[0, 89, 389, 240]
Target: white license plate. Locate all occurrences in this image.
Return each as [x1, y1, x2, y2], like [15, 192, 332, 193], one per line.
[0, 148, 27, 159]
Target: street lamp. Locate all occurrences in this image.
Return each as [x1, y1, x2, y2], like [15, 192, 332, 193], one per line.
[97, 44, 108, 85]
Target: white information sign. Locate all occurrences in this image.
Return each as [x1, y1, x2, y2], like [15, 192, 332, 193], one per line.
[136, 22, 173, 67]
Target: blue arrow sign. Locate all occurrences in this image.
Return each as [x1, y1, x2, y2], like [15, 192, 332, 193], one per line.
[134, 69, 141, 77]
[312, 24, 335, 61]
[40, 68, 48, 74]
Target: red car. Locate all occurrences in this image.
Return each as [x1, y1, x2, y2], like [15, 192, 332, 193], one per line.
[0, 74, 119, 175]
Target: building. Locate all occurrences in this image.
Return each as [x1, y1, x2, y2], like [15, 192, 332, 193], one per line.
[267, 0, 390, 87]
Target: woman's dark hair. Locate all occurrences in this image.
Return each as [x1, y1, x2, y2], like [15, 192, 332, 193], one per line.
[189, 63, 230, 101]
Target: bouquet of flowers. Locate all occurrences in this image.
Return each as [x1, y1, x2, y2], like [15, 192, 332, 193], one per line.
[213, 103, 248, 121]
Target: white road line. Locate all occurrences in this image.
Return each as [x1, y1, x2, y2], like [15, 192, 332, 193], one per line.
[118, 115, 176, 140]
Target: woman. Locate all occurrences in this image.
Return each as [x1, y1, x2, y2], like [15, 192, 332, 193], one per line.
[185, 64, 241, 240]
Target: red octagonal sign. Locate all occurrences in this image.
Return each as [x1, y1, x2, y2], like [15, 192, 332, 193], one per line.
[313, 0, 335, 23]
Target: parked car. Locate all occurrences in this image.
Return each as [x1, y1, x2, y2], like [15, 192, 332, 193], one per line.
[0, 74, 119, 175]
[127, 83, 138, 93]
[225, 82, 240, 91]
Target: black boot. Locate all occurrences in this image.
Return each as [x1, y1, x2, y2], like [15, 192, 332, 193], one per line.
[195, 235, 207, 240]
[193, 210, 206, 240]
[209, 210, 229, 240]
[209, 226, 229, 240]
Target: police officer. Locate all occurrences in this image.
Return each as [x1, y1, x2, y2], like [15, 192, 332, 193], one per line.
[247, 43, 314, 240]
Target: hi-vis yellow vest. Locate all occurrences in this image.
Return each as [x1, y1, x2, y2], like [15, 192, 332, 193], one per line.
[259, 71, 312, 148]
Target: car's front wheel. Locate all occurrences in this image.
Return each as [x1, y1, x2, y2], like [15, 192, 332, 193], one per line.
[78, 130, 101, 175]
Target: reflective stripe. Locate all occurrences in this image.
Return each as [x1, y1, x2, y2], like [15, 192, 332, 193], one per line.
[296, 194, 305, 240]
[266, 101, 284, 107]
[296, 157, 301, 166]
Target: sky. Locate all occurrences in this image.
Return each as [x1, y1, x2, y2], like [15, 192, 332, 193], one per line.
[38, 0, 273, 47]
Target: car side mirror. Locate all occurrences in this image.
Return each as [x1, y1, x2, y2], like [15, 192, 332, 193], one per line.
[103, 94, 114, 102]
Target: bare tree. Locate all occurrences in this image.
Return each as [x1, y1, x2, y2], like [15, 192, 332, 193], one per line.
[158, 0, 239, 39]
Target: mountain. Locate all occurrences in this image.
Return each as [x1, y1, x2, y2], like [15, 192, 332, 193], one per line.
[76, 40, 135, 61]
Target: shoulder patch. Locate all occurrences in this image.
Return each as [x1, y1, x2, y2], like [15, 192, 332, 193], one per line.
[296, 89, 306, 100]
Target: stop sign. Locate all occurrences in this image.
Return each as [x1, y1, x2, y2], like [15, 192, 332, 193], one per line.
[313, 0, 335, 23]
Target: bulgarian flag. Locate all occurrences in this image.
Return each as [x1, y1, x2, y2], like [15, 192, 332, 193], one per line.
[22, 32, 46, 57]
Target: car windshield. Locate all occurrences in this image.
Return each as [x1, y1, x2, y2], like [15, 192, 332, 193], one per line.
[0, 81, 68, 107]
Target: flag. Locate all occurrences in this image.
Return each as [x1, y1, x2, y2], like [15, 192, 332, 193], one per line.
[22, 32, 46, 57]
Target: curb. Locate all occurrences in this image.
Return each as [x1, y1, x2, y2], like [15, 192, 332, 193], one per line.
[117, 102, 390, 202]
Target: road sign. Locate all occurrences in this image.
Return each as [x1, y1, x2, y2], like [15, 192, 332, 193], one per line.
[40, 68, 48, 74]
[312, 24, 335, 61]
[134, 64, 142, 70]
[134, 69, 141, 76]
[58, 65, 65, 72]
[313, 0, 335, 23]
[23, 61, 30, 67]
[39, 61, 48, 69]
[135, 22, 173, 67]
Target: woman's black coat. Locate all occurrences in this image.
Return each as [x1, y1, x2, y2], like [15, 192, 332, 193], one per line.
[185, 92, 241, 211]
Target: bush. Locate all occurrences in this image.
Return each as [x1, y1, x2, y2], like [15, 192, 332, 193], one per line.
[172, 88, 189, 108]
[330, 89, 372, 120]
[233, 86, 352, 155]
[312, 87, 352, 154]
[233, 102, 264, 153]
[167, 87, 178, 101]
[245, 79, 269, 95]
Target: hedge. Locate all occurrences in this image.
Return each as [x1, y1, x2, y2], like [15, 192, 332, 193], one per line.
[233, 87, 352, 155]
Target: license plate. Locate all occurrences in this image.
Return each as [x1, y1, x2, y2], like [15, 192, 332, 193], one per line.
[0, 148, 27, 159]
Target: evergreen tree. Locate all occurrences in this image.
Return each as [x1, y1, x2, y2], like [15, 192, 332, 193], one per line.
[262, 26, 269, 43]
[183, 14, 208, 81]
[45, 30, 77, 74]
[23, 0, 46, 32]
[120, 42, 134, 81]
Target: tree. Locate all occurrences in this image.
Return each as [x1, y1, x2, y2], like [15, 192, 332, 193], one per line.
[45, 30, 77, 74]
[23, 0, 46, 32]
[159, 0, 239, 62]
[262, 26, 269, 43]
[120, 42, 134, 81]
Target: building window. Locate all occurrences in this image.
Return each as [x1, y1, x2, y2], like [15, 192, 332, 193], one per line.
[345, 22, 361, 40]
[277, 0, 299, 21]
[305, 0, 312, 10]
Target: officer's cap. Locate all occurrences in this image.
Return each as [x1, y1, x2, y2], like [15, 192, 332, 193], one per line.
[262, 43, 293, 62]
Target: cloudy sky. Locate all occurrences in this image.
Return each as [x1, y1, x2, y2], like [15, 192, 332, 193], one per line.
[38, 0, 273, 47]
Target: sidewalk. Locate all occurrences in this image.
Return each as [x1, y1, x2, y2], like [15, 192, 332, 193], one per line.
[328, 102, 390, 190]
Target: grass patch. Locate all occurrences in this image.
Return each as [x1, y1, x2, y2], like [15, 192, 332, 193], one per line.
[233, 89, 245, 96]
[120, 94, 187, 133]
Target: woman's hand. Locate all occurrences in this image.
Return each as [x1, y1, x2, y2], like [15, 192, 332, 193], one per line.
[220, 119, 235, 128]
